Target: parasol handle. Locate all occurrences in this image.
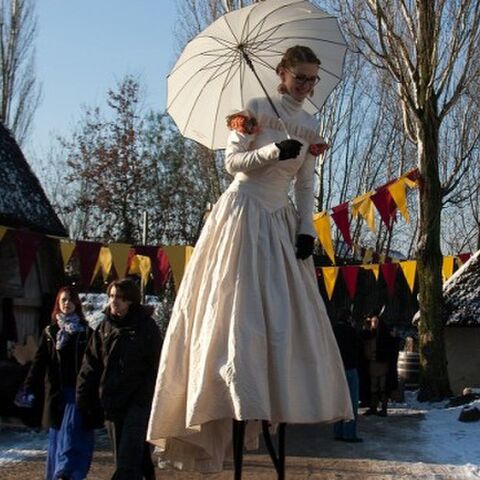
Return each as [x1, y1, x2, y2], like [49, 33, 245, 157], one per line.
[240, 49, 291, 139]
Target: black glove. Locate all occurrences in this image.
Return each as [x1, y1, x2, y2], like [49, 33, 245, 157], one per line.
[296, 234, 315, 260]
[275, 139, 303, 161]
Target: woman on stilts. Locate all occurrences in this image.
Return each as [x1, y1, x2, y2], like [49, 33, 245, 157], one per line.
[147, 45, 353, 478]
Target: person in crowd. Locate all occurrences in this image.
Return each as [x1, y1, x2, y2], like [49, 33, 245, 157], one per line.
[76, 278, 161, 480]
[147, 45, 353, 477]
[332, 308, 363, 442]
[361, 309, 398, 416]
[23, 286, 94, 480]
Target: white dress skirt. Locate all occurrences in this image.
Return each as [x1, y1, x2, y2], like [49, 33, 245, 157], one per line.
[147, 95, 353, 472]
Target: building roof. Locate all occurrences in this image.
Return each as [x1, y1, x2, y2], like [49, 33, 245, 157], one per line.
[0, 122, 66, 236]
[443, 250, 480, 327]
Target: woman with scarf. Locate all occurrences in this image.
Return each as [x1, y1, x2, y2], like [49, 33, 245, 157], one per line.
[23, 286, 94, 480]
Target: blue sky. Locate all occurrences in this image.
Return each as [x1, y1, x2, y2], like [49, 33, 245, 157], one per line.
[28, 1, 177, 158]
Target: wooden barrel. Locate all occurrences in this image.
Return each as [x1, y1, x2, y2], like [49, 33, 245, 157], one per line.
[397, 351, 420, 389]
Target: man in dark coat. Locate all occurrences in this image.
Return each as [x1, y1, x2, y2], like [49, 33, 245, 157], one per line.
[77, 278, 162, 480]
[332, 308, 363, 442]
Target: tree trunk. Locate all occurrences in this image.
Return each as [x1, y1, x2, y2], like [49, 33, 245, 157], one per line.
[415, 100, 450, 401]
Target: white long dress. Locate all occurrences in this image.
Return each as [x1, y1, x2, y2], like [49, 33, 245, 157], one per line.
[147, 94, 353, 472]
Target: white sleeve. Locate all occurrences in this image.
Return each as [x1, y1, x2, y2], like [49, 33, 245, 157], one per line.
[224, 130, 280, 175]
[294, 152, 317, 237]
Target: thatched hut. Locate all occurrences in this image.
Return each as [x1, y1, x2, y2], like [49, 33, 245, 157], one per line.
[0, 123, 66, 415]
[443, 250, 480, 394]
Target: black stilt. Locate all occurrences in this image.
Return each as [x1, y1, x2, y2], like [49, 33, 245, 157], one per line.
[233, 419, 246, 480]
[262, 421, 287, 479]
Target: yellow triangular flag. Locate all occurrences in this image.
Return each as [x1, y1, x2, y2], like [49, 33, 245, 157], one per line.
[387, 179, 410, 223]
[351, 192, 376, 232]
[163, 246, 194, 290]
[0, 226, 8, 242]
[109, 243, 132, 279]
[59, 240, 76, 267]
[312, 212, 335, 264]
[92, 247, 113, 282]
[363, 263, 380, 280]
[322, 267, 339, 300]
[442, 256, 455, 282]
[400, 260, 417, 292]
[363, 247, 374, 264]
[138, 255, 152, 285]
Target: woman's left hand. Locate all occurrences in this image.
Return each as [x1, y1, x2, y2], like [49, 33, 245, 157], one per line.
[295, 234, 315, 260]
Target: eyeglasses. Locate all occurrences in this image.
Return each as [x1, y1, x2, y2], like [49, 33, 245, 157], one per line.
[286, 69, 320, 86]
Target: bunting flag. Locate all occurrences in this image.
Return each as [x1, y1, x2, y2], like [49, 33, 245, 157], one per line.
[321, 266, 339, 300]
[109, 243, 132, 278]
[75, 241, 103, 287]
[362, 247, 374, 264]
[351, 192, 376, 232]
[370, 186, 397, 230]
[380, 263, 398, 297]
[129, 254, 152, 286]
[387, 179, 410, 223]
[93, 247, 113, 282]
[59, 240, 76, 267]
[163, 246, 194, 291]
[457, 252, 472, 266]
[12, 230, 44, 284]
[442, 256, 455, 282]
[312, 212, 335, 264]
[363, 263, 380, 280]
[331, 202, 352, 247]
[399, 260, 417, 292]
[0, 226, 7, 242]
[341, 265, 359, 299]
[134, 246, 171, 289]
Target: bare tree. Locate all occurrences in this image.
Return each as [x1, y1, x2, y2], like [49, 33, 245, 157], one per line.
[333, 0, 480, 400]
[0, 0, 40, 145]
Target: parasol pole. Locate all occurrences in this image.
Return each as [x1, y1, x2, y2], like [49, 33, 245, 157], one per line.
[240, 48, 290, 139]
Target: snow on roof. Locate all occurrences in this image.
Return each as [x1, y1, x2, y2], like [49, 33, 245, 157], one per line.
[0, 122, 66, 236]
[443, 250, 480, 327]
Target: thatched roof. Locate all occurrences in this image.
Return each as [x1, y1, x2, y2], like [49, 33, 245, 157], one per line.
[443, 250, 480, 327]
[0, 122, 66, 236]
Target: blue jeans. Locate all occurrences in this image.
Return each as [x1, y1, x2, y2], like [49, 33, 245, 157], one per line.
[333, 368, 359, 440]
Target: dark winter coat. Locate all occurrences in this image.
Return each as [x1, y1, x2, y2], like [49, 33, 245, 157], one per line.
[332, 321, 361, 370]
[76, 304, 162, 423]
[24, 323, 92, 429]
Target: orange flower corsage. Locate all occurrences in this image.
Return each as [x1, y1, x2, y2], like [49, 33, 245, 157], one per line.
[226, 113, 260, 135]
[309, 142, 329, 156]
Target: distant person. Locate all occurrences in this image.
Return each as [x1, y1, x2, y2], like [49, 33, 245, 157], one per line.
[332, 309, 363, 442]
[361, 309, 397, 416]
[22, 286, 94, 480]
[77, 278, 162, 480]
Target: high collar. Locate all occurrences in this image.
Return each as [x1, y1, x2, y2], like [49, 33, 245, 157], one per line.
[279, 93, 304, 116]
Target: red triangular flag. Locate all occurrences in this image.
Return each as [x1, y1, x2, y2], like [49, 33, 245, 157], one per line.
[134, 246, 171, 290]
[457, 252, 472, 266]
[75, 241, 103, 287]
[341, 265, 359, 299]
[380, 263, 398, 298]
[12, 231, 43, 284]
[371, 185, 397, 230]
[331, 202, 352, 247]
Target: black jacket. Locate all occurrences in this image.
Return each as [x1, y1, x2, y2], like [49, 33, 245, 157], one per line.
[24, 323, 92, 429]
[76, 304, 162, 422]
[332, 321, 361, 370]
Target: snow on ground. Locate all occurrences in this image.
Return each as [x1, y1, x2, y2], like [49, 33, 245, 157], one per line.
[0, 428, 47, 465]
[1, 393, 479, 471]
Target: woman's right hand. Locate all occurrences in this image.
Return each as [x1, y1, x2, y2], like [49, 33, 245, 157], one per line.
[275, 139, 303, 160]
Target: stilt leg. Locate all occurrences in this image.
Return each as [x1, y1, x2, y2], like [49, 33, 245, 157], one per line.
[233, 419, 246, 480]
[262, 421, 287, 479]
[278, 423, 286, 480]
